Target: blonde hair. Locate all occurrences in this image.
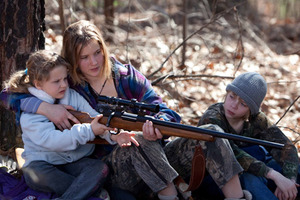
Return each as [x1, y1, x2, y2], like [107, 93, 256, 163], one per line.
[61, 20, 112, 85]
[4, 50, 71, 93]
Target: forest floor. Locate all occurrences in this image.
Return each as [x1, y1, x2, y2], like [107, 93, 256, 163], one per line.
[44, 1, 300, 154]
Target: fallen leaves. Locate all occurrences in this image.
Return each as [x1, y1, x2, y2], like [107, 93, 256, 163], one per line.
[44, 1, 300, 152]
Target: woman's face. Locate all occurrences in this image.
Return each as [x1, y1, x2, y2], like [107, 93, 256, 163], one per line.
[78, 39, 104, 80]
[223, 91, 250, 121]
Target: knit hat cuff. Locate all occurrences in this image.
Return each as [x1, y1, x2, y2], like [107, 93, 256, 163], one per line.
[226, 84, 259, 114]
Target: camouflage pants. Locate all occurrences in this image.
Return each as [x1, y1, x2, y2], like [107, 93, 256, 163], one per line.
[164, 124, 243, 188]
[103, 133, 178, 193]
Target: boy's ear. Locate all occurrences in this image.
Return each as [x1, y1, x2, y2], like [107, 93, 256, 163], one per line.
[34, 80, 43, 89]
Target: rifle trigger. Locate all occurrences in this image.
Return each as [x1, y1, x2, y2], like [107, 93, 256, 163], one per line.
[106, 111, 115, 127]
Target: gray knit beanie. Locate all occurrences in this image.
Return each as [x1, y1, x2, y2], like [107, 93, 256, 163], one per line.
[226, 72, 267, 115]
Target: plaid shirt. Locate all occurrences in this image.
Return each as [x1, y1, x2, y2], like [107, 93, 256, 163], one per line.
[198, 103, 299, 180]
[71, 57, 181, 122]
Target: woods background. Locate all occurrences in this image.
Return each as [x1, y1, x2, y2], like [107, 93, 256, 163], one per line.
[1, 0, 300, 158]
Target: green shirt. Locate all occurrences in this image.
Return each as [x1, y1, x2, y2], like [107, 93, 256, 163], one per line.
[198, 103, 299, 180]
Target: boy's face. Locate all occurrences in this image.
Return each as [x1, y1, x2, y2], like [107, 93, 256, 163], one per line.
[223, 91, 250, 121]
[35, 65, 68, 99]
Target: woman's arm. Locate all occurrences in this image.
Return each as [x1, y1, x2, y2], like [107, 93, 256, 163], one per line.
[20, 96, 80, 130]
[0, 89, 80, 129]
[37, 102, 80, 130]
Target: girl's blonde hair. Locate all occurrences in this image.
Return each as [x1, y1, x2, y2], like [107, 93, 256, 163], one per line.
[62, 20, 112, 85]
[5, 50, 71, 93]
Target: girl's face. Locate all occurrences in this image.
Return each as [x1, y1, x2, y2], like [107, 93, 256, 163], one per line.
[78, 39, 104, 80]
[223, 91, 250, 121]
[35, 65, 68, 99]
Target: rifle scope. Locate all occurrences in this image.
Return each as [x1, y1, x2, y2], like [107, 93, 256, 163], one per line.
[97, 95, 160, 113]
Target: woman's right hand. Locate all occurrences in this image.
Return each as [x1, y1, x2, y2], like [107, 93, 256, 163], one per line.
[37, 102, 80, 130]
[142, 120, 163, 141]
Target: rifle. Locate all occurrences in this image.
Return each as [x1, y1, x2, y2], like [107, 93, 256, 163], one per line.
[69, 95, 285, 149]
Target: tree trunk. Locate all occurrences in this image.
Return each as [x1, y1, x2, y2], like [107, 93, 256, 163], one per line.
[104, 0, 114, 42]
[0, 0, 45, 152]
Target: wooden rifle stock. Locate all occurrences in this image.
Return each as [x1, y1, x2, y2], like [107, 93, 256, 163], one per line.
[68, 110, 215, 144]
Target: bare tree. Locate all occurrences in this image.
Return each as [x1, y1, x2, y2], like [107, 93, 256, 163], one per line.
[0, 0, 45, 154]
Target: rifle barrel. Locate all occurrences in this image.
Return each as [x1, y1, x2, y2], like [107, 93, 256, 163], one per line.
[120, 112, 285, 149]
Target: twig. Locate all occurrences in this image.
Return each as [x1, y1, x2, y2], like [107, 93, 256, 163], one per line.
[181, 0, 187, 68]
[58, 0, 65, 33]
[233, 6, 244, 76]
[152, 74, 234, 86]
[277, 126, 299, 136]
[126, 0, 132, 63]
[268, 80, 300, 84]
[147, 2, 245, 79]
[283, 49, 300, 55]
[275, 95, 300, 125]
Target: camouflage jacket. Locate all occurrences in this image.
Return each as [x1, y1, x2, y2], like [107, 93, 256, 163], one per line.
[198, 103, 299, 180]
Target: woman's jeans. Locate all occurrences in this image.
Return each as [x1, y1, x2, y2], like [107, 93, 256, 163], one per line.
[22, 157, 108, 200]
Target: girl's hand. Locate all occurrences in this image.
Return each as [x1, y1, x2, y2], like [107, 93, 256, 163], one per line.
[37, 102, 80, 130]
[111, 131, 139, 147]
[142, 120, 163, 141]
[267, 169, 298, 200]
[91, 115, 114, 136]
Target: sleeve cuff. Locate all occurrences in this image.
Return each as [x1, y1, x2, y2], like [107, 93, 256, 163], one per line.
[100, 130, 117, 145]
[20, 97, 43, 113]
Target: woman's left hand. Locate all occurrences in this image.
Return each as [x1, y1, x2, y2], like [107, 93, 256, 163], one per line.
[112, 131, 139, 147]
[142, 120, 163, 141]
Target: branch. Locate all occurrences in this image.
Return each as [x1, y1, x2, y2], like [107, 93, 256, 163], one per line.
[283, 49, 300, 55]
[147, 2, 245, 79]
[275, 95, 300, 125]
[152, 74, 234, 86]
[233, 6, 244, 76]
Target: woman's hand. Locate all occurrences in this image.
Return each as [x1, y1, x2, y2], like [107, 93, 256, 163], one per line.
[111, 131, 139, 147]
[37, 102, 80, 130]
[142, 120, 163, 141]
[267, 169, 298, 200]
[91, 115, 115, 135]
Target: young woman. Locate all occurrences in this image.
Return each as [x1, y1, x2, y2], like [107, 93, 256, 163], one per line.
[3, 50, 126, 199]
[198, 72, 299, 200]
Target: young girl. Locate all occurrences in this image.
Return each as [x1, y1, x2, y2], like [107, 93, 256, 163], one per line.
[198, 72, 299, 200]
[3, 50, 138, 199]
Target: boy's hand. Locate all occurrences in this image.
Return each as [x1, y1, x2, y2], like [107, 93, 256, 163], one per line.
[268, 169, 298, 200]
